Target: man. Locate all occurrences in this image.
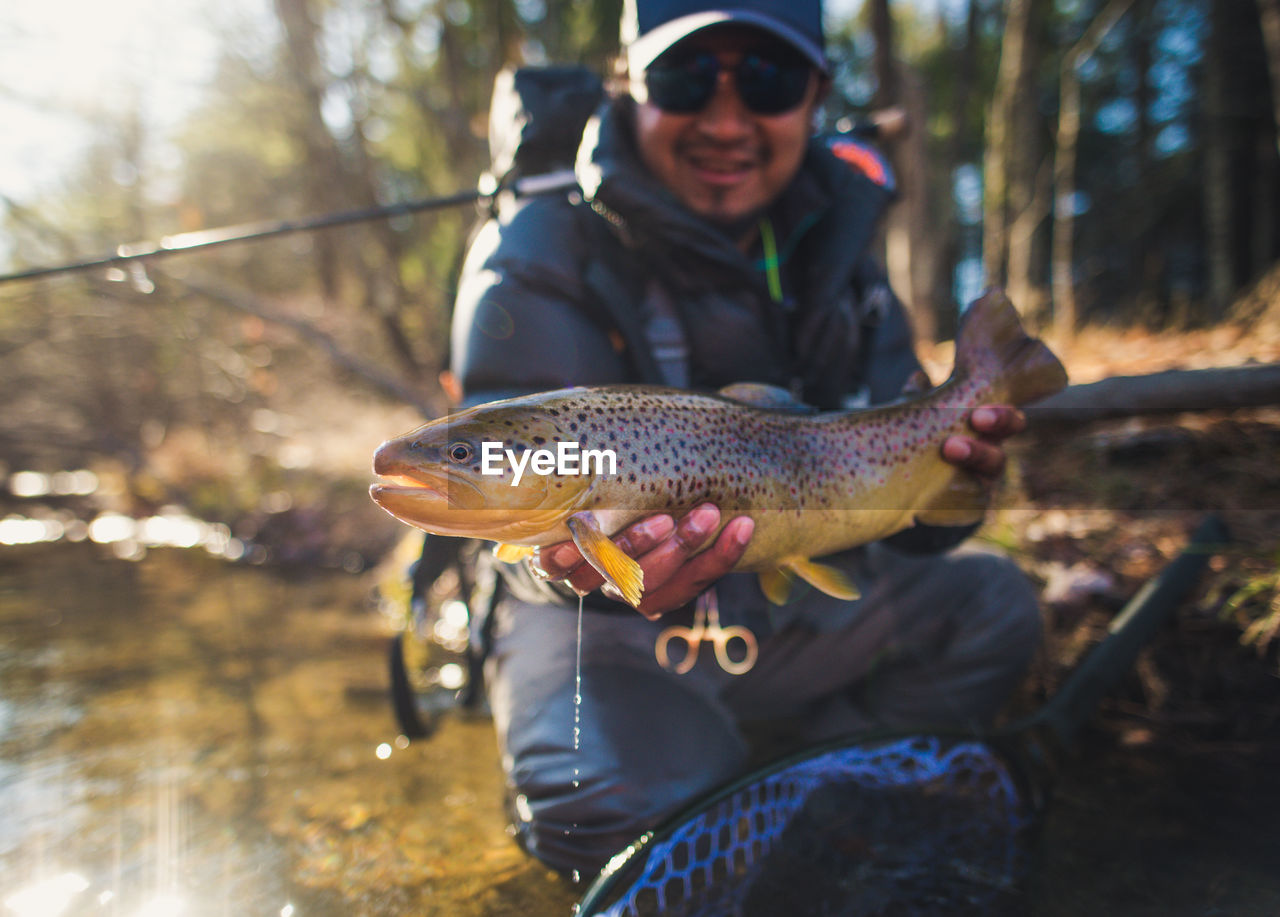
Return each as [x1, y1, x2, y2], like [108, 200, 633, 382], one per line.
[449, 0, 1040, 876]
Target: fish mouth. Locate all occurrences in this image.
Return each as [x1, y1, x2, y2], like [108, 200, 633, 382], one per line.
[369, 468, 483, 513]
[369, 471, 576, 542]
[371, 471, 448, 499]
[370, 437, 489, 521]
[369, 473, 494, 536]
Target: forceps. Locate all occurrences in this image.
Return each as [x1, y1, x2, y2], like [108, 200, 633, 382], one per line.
[655, 591, 758, 675]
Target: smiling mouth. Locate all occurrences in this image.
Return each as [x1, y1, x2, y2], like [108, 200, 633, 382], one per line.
[684, 144, 759, 173]
[689, 157, 754, 179]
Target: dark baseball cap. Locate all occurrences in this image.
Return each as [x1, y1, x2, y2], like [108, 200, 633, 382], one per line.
[622, 0, 828, 75]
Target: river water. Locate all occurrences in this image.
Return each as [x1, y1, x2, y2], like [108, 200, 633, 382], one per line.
[0, 543, 575, 916]
[3, 542, 1278, 916]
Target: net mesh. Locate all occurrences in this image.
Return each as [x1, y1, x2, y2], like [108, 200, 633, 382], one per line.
[586, 735, 1030, 917]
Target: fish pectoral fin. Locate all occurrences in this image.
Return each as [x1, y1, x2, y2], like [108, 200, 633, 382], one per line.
[783, 557, 860, 601]
[758, 567, 795, 605]
[915, 473, 990, 527]
[566, 512, 644, 608]
[493, 543, 536, 564]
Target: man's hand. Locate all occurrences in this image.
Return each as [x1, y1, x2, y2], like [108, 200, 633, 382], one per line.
[534, 504, 754, 620]
[941, 405, 1026, 481]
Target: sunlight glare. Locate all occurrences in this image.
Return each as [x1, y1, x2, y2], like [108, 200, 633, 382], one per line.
[0, 0, 270, 204]
[88, 512, 138, 544]
[3, 872, 90, 917]
[438, 663, 466, 691]
[9, 471, 52, 498]
[134, 892, 187, 917]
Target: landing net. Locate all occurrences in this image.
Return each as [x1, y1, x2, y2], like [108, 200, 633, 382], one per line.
[582, 735, 1032, 917]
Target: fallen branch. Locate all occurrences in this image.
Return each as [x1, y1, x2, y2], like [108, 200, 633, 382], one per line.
[166, 269, 440, 417]
[1027, 363, 1280, 426]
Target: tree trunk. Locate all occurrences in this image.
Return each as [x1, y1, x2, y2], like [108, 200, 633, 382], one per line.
[272, 0, 350, 301]
[869, 0, 897, 108]
[1135, 0, 1160, 313]
[1051, 0, 1136, 337]
[867, 0, 940, 343]
[884, 64, 940, 344]
[1006, 157, 1051, 320]
[984, 0, 1040, 297]
[1257, 0, 1280, 160]
[1204, 0, 1235, 317]
[1255, 135, 1278, 283]
[937, 0, 980, 338]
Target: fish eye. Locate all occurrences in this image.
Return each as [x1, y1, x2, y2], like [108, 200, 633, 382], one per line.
[447, 441, 474, 463]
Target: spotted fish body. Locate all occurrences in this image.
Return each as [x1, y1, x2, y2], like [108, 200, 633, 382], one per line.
[370, 290, 1068, 606]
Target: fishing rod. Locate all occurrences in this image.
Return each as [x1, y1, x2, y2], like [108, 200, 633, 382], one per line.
[0, 169, 578, 286]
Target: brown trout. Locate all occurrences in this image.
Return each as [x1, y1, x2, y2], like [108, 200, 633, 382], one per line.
[370, 290, 1067, 607]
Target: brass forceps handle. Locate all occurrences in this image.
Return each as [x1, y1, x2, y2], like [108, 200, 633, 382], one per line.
[654, 592, 758, 675]
[705, 602, 758, 675]
[654, 615, 703, 674]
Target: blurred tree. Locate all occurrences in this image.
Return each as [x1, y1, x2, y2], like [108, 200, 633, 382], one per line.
[1203, 0, 1234, 316]
[1051, 0, 1135, 336]
[1261, 0, 1280, 158]
[984, 0, 1050, 320]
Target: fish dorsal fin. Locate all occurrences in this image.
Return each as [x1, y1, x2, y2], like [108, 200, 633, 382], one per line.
[914, 473, 989, 527]
[717, 382, 814, 413]
[566, 511, 644, 607]
[758, 567, 795, 605]
[493, 543, 535, 563]
[780, 557, 861, 602]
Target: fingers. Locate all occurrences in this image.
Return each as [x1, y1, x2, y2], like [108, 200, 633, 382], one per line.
[941, 405, 1026, 481]
[942, 435, 1006, 479]
[529, 504, 754, 618]
[969, 405, 1026, 438]
[536, 513, 676, 590]
[575, 506, 717, 598]
[633, 513, 754, 620]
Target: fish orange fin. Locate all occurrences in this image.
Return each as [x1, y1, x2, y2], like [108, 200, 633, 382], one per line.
[955, 289, 1068, 406]
[758, 567, 795, 605]
[782, 557, 860, 601]
[567, 512, 644, 607]
[915, 474, 989, 527]
[493, 543, 535, 564]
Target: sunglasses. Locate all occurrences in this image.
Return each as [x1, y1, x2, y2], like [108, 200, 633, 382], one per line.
[644, 49, 814, 115]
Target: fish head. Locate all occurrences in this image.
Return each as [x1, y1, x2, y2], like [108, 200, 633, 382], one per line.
[369, 402, 595, 542]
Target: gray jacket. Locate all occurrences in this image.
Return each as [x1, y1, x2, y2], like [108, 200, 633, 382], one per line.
[450, 94, 969, 625]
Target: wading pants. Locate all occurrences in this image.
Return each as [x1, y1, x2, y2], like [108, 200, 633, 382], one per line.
[483, 542, 1042, 876]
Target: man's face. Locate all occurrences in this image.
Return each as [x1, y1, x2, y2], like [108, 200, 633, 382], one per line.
[631, 27, 823, 225]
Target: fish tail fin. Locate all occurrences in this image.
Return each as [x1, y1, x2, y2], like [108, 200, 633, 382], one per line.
[955, 288, 1068, 405]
